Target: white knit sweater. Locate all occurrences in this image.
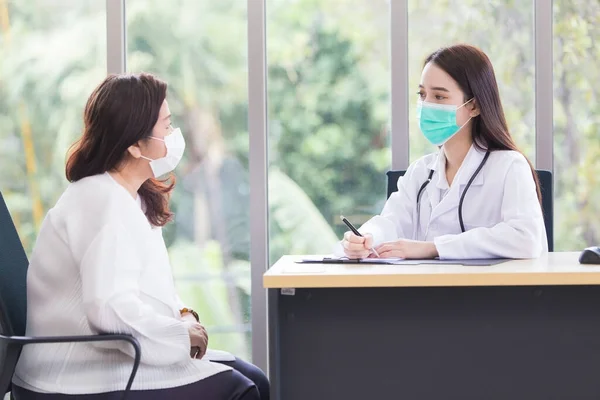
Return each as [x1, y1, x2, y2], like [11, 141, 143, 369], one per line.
[13, 173, 231, 394]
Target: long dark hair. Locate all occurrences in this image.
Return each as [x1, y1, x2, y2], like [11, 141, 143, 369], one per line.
[66, 73, 175, 226]
[424, 44, 542, 203]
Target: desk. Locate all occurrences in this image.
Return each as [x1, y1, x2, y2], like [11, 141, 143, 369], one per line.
[264, 252, 600, 400]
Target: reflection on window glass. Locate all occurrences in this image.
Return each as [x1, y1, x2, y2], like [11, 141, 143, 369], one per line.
[127, 0, 250, 359]
[408, 0, 535, 164]
[0, 1, 105, 251]
[267, 0, 391, 264]
[553, 0, 600, 250]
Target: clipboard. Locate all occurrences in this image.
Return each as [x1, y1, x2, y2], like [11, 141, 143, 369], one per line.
[297, 257, 511, 266]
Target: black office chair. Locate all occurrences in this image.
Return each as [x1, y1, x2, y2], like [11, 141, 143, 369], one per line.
[0, 191, 142, 400]
[385, 169, 554, 252]
[536, 170, 553, 252]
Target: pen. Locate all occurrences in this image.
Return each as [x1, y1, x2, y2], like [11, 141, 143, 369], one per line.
[340, 215, 380, 258]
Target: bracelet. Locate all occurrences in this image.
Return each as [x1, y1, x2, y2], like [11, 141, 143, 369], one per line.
[180, 307, 199, 322]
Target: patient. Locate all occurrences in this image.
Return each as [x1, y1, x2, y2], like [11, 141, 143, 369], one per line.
[12, 73, 269, 400]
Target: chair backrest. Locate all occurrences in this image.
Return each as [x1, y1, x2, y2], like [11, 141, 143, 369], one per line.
[0, 191, 29, 395]
[385, 170, 554, 252]
[536, 170, 553, 252]
[386, 170, 406, 200]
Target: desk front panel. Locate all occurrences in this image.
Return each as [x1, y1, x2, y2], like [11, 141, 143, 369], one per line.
[269, 285, 600, 400]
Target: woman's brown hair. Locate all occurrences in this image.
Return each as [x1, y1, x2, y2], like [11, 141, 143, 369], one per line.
[66, 73, 175, 226]
[424, 44, 542, 204]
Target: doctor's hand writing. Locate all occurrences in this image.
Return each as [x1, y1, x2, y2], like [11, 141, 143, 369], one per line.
[342, 231, 375, 259]
[375, 239, 439, 259]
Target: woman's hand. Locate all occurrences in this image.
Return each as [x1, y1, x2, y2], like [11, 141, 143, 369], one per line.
[375, 239, 439, 259]
[186, 320, 209, 360]
[342, 231, 374, 259]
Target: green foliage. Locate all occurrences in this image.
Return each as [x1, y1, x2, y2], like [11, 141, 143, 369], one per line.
[552, 0, 600, 249]
[0, 1, 105, 247]
[268, 5, 390, 237]
[169, 239, 250, 359]
[269, 167, 339, 261]
[407, 0, 535, 162]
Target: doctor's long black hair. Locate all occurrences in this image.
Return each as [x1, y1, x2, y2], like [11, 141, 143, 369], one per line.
[424, 44, 542, 204]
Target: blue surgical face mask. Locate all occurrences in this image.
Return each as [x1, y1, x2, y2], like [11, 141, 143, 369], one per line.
[416, 98, 474, 146]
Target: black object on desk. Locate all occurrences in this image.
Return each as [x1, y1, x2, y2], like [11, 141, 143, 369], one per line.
[579, 246, 600, 264]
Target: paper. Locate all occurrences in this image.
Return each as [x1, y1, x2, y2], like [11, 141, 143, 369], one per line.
[300, 256, 329, 262]
[296, 257, 510, 266]
[356, 257, 405, 264]
[298, 256, 404, 264]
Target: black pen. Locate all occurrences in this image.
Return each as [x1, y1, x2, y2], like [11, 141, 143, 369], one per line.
[340, 215, 380, 258]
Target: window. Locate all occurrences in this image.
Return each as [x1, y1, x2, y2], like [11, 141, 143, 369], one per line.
[127, 0, 251, 359]
[553, 0, 600, 250]
[0, 0, 106, 251]
[408, 0, 535, 164]
[266, 0, 391, 263]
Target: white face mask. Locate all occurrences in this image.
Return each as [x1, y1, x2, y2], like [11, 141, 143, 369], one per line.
[140, 128, 186, 178]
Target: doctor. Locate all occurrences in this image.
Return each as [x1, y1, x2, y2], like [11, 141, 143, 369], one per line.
[342, 44, 547, 260]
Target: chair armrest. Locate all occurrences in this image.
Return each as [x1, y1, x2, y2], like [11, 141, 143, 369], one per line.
[3, 333, 141, 400]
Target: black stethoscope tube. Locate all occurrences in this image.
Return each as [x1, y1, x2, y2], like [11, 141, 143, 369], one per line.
[416, 150, 491, 233]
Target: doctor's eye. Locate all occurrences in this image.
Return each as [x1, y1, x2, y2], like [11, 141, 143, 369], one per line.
[417, 91, 425, 99]
[435, 95, 446, 100]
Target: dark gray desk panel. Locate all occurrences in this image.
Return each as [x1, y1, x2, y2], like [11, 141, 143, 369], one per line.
[269, 286, 600, 400]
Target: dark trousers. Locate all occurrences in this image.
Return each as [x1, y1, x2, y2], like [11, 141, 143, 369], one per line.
[13, 358, 270, 400]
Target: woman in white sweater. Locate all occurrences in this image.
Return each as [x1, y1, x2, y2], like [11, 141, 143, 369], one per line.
[12, 73, 269, 399]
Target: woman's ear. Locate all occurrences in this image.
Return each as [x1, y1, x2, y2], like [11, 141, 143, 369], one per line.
[469, 99, 481, 117]
[127, 143, 142, 159]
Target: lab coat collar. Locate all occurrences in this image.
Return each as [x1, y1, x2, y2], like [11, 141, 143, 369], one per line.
[424, 144, 487, 189]
[426, 153, 438, 171]
[423, 152, 444, 213]
[455, 144, 487, 187]
[434, 151, 450, 190]
[426, 144, 488, 223]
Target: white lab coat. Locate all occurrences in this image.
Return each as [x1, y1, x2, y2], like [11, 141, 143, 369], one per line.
[358, 145, 547, 259]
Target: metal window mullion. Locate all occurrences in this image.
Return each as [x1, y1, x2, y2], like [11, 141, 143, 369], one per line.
[106, 0, 126, 74]
[248, 0, 269, 375]
[391, 0, 409, 170]
[534, 0, 553, 171]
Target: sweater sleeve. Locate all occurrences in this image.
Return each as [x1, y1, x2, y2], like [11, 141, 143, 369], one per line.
[176, 295, 186, 311]
[79, 220, 191, 366]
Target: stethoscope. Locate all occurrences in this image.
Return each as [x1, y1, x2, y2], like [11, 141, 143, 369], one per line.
[416, 150, 491, 233]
